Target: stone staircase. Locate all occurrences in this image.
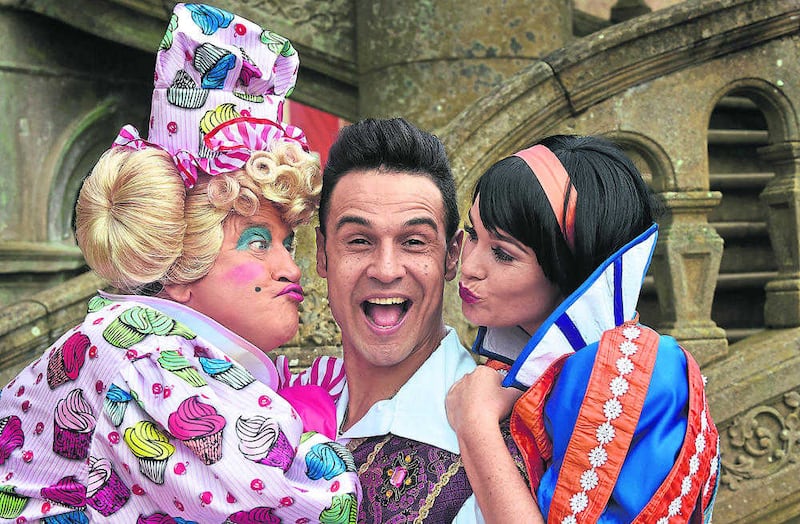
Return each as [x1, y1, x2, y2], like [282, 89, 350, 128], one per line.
[707, 95, 774, 342]
[637, 95, 775, 343]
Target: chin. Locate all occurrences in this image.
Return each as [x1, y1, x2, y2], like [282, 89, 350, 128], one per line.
[268, 321, 300, 350]
[461, 307, 482, 328]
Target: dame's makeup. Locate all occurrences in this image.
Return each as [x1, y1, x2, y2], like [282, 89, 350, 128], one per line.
[224, 263, 263, 286]
[236, 226, 295, 253]
[236, 226, 272, 250]
[228, 226, 297, 293]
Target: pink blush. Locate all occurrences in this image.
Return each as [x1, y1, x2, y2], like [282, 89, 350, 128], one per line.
[224, 262, 264, 285]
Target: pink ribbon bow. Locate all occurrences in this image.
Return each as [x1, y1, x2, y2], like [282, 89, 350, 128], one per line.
[112, 119, 308, 188]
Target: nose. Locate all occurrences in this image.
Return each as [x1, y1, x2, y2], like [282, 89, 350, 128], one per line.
[460, 241, 486, 281]
[273, 244, 302, 283]
[366, 243, 405, 283]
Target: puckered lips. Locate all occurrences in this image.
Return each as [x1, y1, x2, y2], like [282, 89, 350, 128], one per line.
[362, 297, 410, 333]
[458, 282, 480, 305]
[278, 283, 304, 302]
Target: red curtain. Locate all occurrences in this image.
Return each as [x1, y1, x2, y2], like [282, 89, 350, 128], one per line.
[285, 101, 348, 168]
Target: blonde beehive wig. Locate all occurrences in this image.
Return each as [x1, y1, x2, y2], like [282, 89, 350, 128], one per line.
[75, 140, 320, 293]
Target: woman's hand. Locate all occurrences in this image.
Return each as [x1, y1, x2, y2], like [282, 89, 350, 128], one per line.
[447, 365, 543, 524]
[446, 365, 523, 431]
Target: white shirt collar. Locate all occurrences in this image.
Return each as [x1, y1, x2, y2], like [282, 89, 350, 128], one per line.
[336, 327, 475, 454]
[98, 291, 279, 387]
[473, 325, 531, 364]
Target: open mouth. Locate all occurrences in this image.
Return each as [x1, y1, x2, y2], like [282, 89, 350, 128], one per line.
[362, 297, 410, 328]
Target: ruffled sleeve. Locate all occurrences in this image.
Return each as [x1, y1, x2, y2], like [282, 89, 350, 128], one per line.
[0, 298, 129, 522]
[275, 355, 346, 402]
[274, 355, 346, 439]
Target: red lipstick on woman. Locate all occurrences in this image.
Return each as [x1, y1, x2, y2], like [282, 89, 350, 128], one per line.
[458, 282, 480, 304]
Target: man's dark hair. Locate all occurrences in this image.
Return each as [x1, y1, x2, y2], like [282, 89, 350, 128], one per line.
[319, 118, 459, 241]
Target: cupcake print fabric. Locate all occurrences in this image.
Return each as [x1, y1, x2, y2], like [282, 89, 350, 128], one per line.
[113, 3, 308, 188]
[0, 295, 359, 522]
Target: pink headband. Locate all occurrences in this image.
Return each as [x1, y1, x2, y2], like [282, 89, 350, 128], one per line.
[514, 145, 577, 249]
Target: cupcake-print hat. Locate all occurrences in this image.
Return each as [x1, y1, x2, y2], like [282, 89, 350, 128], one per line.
[113, 3, 307, 187]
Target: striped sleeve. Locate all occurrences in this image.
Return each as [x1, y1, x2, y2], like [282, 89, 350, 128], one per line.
[275, 355, 346, 404]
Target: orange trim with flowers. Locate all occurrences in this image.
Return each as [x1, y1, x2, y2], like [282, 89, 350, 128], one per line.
[633, 351, 719, 524]
[547, 322, 659, 524]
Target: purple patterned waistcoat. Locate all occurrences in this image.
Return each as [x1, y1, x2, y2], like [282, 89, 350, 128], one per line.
[348, 420, 525, 523]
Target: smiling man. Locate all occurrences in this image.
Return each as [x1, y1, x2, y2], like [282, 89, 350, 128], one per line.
[313, 118, 491, 522]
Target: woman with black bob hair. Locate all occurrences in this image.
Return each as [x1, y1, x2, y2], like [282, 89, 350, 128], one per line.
[447, 135, 720, 523]
[474, 135, 657, 298]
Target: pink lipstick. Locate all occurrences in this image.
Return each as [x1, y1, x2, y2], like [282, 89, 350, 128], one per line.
[278, 283, 304, 302]
[458, 282, 480, 305]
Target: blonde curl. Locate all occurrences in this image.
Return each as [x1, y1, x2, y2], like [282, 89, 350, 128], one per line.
[166, 140, 320, 285]
[75, 147, 187, 292]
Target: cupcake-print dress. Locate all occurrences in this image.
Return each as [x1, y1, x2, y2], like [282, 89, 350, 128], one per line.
[0, 294, 359, 523]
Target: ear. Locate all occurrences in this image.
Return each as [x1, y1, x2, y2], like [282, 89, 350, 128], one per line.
[315, 226, 328, 278]
[162, 283, 192, 304]
[444, 229, 464, 281]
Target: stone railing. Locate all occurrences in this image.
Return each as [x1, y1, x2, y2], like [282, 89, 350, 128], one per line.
[0, 271, 105, 386]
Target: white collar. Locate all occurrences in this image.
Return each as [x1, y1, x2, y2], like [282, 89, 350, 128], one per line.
[474, 224, 659, 389]
[336, 328, 474, 454]
[474, 325, 530, 364]
[99, 291, 279, 387]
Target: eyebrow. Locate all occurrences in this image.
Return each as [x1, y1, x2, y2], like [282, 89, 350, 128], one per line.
[240, 222, 270, 229]
[405, 217, 439, 232]
[235, 223, 271, 236]
[237, 215, 273, 228]
[335, 215, 440, 233]
[335, 215, 370, 231]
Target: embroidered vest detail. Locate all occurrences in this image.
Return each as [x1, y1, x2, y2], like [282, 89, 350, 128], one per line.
[348, 435, 471, 523]
[348, 423, 525, 523]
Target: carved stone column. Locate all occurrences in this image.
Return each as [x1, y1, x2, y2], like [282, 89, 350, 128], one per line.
[650, 191, 728, 366]
[356, 0, 571, 130]
[758, 141, 800, 328]
[0, 7, 151, 306]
